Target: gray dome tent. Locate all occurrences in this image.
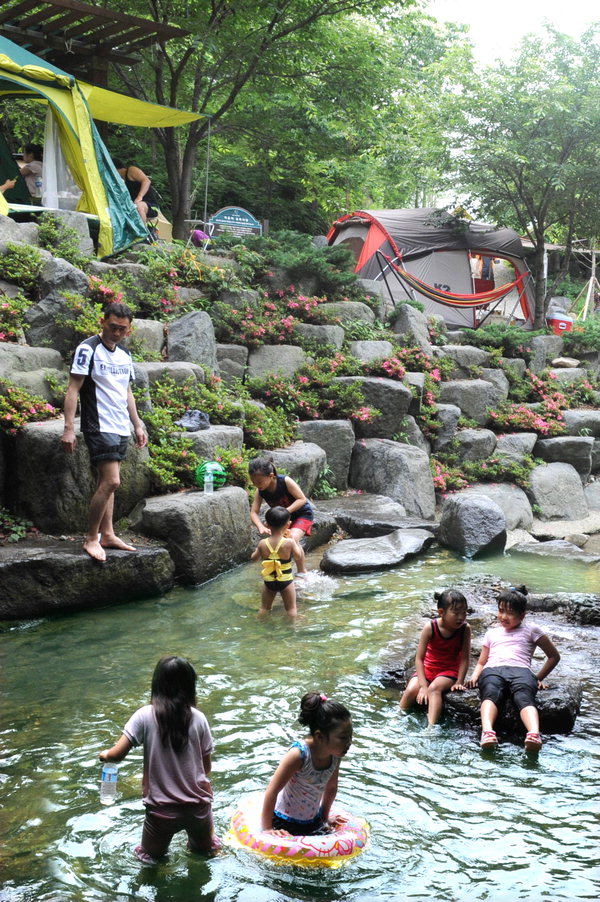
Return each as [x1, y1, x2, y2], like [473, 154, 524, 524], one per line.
[327, 208, 535, 328]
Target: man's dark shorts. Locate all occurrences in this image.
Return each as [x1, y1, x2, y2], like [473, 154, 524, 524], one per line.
[84, 432, 129, 464]
[478, 666, 538, 711]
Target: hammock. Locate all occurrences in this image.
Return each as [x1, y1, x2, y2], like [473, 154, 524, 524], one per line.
[378, 251, 526, 309]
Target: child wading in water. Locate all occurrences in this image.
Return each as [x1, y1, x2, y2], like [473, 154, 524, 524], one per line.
[467, 586, 561, 752]
[250, 506, 305, 618]
[262, 692, 352, 836]
[399, 589, 471, 725]
[248, 457, 313, 578]
[99, 655, 219, 863]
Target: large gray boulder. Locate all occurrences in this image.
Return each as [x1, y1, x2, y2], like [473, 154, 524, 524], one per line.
[216, 343, 248, 387]
[0, 343, 64, 377]
[527, 462, 588, 521]
[509, 538, 600, 565]
[262, 442, 326, 497]
[391, 303, 433, 353]
[584, 481, 600, 510]
[350, 439, 436, 518]
[167, 310, 218, 372]
[500, 356, 527, 379]
[495, 432, 538, 463]
[399, 414, 430, 454]
[460, 483, 533, 530]
[438, 493, 507, 557]
[135, 361, 206, 386]
[0, 215, 40, 245]
[334, 376, 412, 439]
[445, 682, 582, 735]
[479, 368, 510, 399]
[138, 486, 253, 584]
[546, 367, 589, 387]
[320, 528, 435, 573]
[295, 419, 355, 490]
[6, 418, 152, 533]
[294, 323, 345, 350]
[561, 409, 600, 437]
[176, 425, 244, 460]
[439, 379, 505, 426]
[39, 253, 88, 296]
[319, 301, 375, 324]
[0, 542, 175, 620]
[534, 436, 594, 480]
[438, 344, 491, 377]
[529, 335, 564, 373]
[125, 319, 165, 357]
[247, 344, 307, 379]
[24, 291, 84, 357]
[433, 403, 461, 450]
[348, 340, 394, 363]
[313, 493, 439, 537]
[454, 428, 497, 461]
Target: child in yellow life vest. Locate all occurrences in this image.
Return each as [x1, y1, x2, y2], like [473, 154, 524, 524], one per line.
[250, 506, 305, 619]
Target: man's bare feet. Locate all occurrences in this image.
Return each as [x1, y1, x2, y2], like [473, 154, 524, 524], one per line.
[100, 536, 137, 552]
[83, 539, 107, 562]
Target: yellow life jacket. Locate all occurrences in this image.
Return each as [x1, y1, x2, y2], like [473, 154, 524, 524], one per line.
[261, 537, 293, 583]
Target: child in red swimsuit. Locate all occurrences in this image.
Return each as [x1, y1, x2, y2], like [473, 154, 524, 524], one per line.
[399, 589, 471, 725]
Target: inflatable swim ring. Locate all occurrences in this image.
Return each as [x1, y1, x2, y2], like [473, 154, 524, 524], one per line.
[225, 792, 370, 868]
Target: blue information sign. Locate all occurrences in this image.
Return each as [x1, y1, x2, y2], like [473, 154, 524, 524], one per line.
[209, 206, 262, 237]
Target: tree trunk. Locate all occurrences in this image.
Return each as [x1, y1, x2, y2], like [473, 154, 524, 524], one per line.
[533, 239, 547, 329]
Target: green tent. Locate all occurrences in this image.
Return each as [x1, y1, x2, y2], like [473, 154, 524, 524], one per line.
[0, 35, 201, 256]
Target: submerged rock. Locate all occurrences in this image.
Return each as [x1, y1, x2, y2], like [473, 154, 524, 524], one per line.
[320, 527, 435, 573]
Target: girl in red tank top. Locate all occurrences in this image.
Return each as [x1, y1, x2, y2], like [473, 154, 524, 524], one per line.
[399, 589, 471, 726]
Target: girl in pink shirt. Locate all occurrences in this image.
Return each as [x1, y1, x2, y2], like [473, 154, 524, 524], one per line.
[467, 586, 560, 753]
[99, 655, 220, 863]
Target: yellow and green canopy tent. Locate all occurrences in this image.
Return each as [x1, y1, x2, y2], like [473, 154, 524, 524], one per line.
[0, 35, 201, 256]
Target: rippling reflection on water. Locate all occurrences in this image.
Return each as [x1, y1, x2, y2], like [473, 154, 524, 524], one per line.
[1, 548, 599, 901]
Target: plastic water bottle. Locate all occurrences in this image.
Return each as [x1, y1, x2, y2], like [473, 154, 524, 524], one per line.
[100, 763, 118, 805]
[204, 467, 214, 494]
[34, 177, 42, 196]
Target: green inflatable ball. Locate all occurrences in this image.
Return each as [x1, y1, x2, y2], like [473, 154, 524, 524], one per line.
[196, 460, 227, 488]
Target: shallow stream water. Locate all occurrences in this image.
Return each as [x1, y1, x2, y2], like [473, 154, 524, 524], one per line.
[1, 547, 599, 902]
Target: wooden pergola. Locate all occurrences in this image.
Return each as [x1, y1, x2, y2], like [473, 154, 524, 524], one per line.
[0, 0, 189, 85]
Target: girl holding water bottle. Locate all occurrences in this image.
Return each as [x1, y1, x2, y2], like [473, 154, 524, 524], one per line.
[99, 655, 220, 863]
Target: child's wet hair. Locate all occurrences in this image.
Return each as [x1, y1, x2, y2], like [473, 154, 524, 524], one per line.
[248, 456, 277, 478]
[434, 589, 467, 612]
[265, 505, 290, 530]
[497, 584, 528, 615]
[299, 691, 351, 736]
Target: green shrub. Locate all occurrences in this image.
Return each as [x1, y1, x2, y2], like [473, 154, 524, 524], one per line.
[0, 243, 43, 294]
[563, 319, 600, 355]
[37, 212, 89, 270]
[460, 323, 545, 362]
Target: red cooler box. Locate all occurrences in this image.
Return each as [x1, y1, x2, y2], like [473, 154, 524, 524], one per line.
[546, 313, 573, 335]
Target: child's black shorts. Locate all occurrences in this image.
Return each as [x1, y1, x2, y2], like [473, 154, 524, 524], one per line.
[478, 666, 538, 711]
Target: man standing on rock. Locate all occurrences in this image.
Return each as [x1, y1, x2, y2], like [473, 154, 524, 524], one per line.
[61, 302, 147, 562]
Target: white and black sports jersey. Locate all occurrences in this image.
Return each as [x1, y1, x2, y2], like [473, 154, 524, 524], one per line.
[70, 335, 134, 435]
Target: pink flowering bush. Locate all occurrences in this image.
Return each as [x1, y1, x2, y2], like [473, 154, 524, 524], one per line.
[488, 402, 566, 436]
[0, 293, 31, 342]
[0, 380, 58, 434]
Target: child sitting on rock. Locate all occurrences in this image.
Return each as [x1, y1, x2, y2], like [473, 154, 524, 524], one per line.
[250, 506, 305, 619]
[399, 589, 471, 725]
[467, 585, 561, 753]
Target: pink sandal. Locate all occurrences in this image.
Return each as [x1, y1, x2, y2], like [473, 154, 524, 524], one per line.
[524, 731, 542, 752]
[480, 730, 498, 748]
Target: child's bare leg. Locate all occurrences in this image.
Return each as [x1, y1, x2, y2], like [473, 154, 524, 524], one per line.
[288, 527, 307, 574]
[259, 586, 276, 617]
[426, 676, 454, 725]
[280, 583, 297, 619]
[480, 699, 499, 733]
[399, 676, 420, 712]
[519, 705, 540, 734]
